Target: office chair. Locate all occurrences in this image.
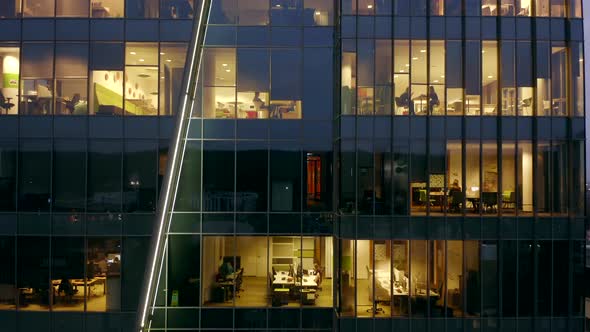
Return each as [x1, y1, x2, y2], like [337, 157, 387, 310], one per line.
[65, 93, 81, 114]
[0, 92, 15, 114]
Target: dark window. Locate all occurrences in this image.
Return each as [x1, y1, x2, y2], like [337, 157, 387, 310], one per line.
[236, 141, 267, 212]
[0, 140, 16, 211]
[53, 140, 86, 212]
[88, 140, 122, 212]
[17, 237, 50, 309]
[203, 141, 235, 211]
[168, 235, 200, 306]
[19, 140, 51, 211]
[124, 140, 157, 212]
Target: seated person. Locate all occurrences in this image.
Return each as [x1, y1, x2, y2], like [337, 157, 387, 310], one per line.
[252, 91, 268, 111]
[58, 278, 75, 298]
[448, 179, 463, 211]
[218, 261, 234, 280]
[428, 86, 440, 113]
[395, 87, 414, 114]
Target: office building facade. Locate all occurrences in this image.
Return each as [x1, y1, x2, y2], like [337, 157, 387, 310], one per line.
[0, 0, 587, 331]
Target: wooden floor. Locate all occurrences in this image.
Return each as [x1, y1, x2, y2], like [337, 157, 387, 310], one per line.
[205, 276, 333, 308]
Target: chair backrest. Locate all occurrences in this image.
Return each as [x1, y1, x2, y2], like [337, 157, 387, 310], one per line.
[451, 190, 464, 203]
[482, 192, 497, 204]
[419, 189, 427, 202]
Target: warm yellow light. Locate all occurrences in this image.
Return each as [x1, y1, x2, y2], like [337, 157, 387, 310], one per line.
[420, 49, 426, 53]
[139, 58, 145, 62]
[130, 51, 137, 55]
[367, 4, 373, 9]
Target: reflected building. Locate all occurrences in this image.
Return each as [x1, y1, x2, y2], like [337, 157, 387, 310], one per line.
[0, 0, 587, 331]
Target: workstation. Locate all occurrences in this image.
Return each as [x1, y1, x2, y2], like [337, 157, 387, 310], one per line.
[202, 235, 332, 307]
[341, 239, 481, 317]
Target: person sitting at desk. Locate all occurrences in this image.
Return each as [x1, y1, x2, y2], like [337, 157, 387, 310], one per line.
[57, 278, 76, 301]
[428, 86, 440, 113]
[448, 179, 462, 212]
[395, 87, 414, 114]
[219, 261, 234, 280]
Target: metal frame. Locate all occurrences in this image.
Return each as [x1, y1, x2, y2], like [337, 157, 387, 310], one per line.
[135, 0, 212, 330]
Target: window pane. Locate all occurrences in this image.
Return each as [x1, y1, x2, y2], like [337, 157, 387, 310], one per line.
[270, 142, 301, 212]
[466, 142, 480, 215]
[482, 142, 498, 215]
[55, 43, 88, 78]
[236, 142, 267, 212]
[90, 70, 124, 115]
[0, 237, 15, 310]
[19, 140, 51, 211]
[516, 41, 533, 116]
[482, 41, 498, 115]
[168, 235, 200, 306]
[91, 0, 124, 17]
[271, 0, 303, 26]
[550, 0, 564, 17]
[551, 44, 567, 116]
[0, 140, 17, 211]
[174, 140, 201, 211]
[481, 0, 497, 15]
[23, 0, 54, 16]
[446, 41, 463, 116]
[536, 42, 550, 116]
[0, 1, 22, 17]
[18, 237, 50, 310]
[570, 42, 584, 117]
[535, 0, 549, 16]
[203, 141, 234, 211]
[121, 237, 149, 311]
[238, 0, 269, 25]
[304, 0, 333, 25]
[57, 0, 89, 16]
[447, 141, 463, 214]
[52, 237, 84, 311]
[465, 41, 481, 115]
[501, 41, 515, 116]
[518, 142, 533, 214]
[500, 142, 515, 215]
[159, 43, 188, 116]
[53, 140, 86, 212]
[124, 140, 157, 212]
[341, 42, 356, 115]
[124, 66, 158, 116]
[87, 238, 121, 312]
[55, 79, 88, 115]
[88, 140, 122, 212]
[410, 240, 427, 316]
[0, 45, 20, 115]
[126, 0, 158, 18]
[304, 151, 331, 212]
[210, 0, 238, 24]
[481, 241, 498, 316]
[270, 49, 302, 119]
